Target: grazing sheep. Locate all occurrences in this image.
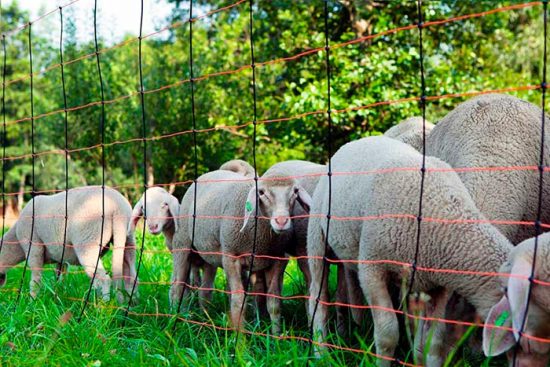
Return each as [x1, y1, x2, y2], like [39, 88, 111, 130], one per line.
[130, 187, 207, 290]
[383, 116, 434, 151]
[0, 186, 136, 302]
[483, 233, 550, 367]
[219, 159, 255, 177]
[308, 136, 515, 366]
[426, 94, 550, 244]
[172, 169, 293, 333]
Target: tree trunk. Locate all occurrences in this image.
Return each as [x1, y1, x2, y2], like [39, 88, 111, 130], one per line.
[146, 160, 155, 187]
[17, 173, 25, 211]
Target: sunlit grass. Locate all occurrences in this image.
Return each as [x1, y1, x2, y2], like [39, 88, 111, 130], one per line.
[0, 230, 506, 366]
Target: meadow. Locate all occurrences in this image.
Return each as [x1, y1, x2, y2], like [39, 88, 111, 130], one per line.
[0, 230, 508, 367]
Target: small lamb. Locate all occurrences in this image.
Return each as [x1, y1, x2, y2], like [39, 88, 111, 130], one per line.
[0, 186, 137, 302]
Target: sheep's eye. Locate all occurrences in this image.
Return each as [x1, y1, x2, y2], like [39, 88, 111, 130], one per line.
[294, 188, 300, 195]
[162, 202, 168, 208]
[258, 189, 265, 196]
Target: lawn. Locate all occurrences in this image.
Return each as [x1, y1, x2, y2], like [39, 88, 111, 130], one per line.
[0, 231, 505, 366]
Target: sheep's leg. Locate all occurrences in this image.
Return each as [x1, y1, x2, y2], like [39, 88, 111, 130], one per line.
[359, 267, 398, 367]
[265, 259, 288, 335]
[222, 255, 245, 331]
[252, 271, 269, 319]
[190, 264, 202, 288]
[345, 268, 365, 326]
[122, 236, 137, 302]
[414, 288, 451, 367]
[170, 249, 191, 310]
[335, 263, 348, 336]
[307, 235, 330, 351]
[296, 255, 311, 289]
[25, 237, 45, 299]
[75, 242, 111, 302]
[199, 263, 217, 310]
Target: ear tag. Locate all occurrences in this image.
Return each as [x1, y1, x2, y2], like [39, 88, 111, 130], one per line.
[495, 310, 510, 327]
[245, 201, 252, 212]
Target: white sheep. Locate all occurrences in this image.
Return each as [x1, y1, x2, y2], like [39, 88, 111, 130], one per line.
[171, 168, 296, 333]
[0, 186, 137, 302]
[261, 160, 364, 332]
[219, 159, 255, 177]
[426, 93, 550, 244]
[383, 116, 434, 152]
[308, 136, 515, 366]
[483, 233, 550, 366]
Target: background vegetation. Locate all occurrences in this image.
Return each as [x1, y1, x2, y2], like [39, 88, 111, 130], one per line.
[0, 0, 546, 365]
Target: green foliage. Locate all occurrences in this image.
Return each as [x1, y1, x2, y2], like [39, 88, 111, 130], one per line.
[1, 0, 545, 201]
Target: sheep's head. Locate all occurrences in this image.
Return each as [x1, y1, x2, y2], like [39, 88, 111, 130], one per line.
[130, 187, 180, 235]
[482, 240, 550, 367]
[240, 177, 312, 234]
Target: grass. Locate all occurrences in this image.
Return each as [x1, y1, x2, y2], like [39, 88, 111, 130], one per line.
[0, 231, 507, 366]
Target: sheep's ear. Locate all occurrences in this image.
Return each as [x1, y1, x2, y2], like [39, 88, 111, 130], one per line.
[168, 195, 180, 232]
[295, 186, 313, 213]
[130, 198, 143, 232]
[240, 186, 257, 232]
[483, 295, 516, 357]
[508, 255, 532, 340]
[0, 273, 6, 287]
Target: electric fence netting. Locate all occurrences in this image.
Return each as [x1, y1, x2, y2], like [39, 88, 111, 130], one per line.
[0, 0, 549, 366]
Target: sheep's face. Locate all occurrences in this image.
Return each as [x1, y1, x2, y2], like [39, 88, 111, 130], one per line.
[241, 180, 312, 234]
[483, 244, 550, 366]
[131, 188, 179, 235]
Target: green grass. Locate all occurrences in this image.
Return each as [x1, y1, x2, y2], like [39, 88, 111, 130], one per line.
[0, 231, 506, 366]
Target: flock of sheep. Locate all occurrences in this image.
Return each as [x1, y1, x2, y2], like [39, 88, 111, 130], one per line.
[1, 93, 549, 366]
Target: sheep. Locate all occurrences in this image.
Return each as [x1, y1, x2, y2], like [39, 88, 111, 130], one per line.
[426, 94, 550, 244]
[130, 187, 208, 293]
[308, 136, 516, 366]
[0, 186, 136, 302]
[383, 116, 434, 151]
[262, 160, 364, 332]
[219, 159, 255, 177]
[483, 232, 550, 367]
[171, 168, 296, 333]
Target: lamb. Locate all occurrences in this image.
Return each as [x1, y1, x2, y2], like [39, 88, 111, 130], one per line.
[426, 94, 550, 244]
[130, 186, 209, 292]
[383, 116, 434, 151]
[262, 160, 364, 332]
[0, 186, 137, 302]
[308, 136, 517, 366]
[483, 233, 550, 366]
[171, 164, 313, 333]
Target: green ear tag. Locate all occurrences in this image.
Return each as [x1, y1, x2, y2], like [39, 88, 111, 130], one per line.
[495, 310, 510, 327]
[246, 201, 252, 212]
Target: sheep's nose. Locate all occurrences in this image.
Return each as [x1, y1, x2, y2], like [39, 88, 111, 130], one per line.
[149, 224, 159, 232]
[274, 216, 289, 228]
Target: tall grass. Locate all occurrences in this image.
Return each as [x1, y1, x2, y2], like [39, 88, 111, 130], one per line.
[0, 231, 504, 366]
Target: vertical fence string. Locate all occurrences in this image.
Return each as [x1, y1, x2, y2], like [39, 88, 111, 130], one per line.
[404, 0, 427, 303]
[512, 0, 547, 364]
[15, 23, 35, 305]
[173, 0, 199, 317]
[0, 35, 6, 258]
[308, 0, 333, 358]
[79, 0, 106, 320]
[233, 0, 259, 352]
[124, 0, 147, 318]
[57, 6, 70, 281]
